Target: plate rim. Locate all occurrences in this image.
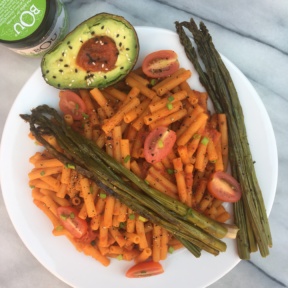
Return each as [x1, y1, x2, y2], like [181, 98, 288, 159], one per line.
[0, 25, 278, 288]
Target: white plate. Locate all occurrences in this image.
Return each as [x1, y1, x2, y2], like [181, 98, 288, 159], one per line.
[0, 26, 278, 288]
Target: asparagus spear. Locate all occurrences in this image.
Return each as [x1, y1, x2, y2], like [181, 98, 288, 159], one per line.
[175, 19, 272, 258]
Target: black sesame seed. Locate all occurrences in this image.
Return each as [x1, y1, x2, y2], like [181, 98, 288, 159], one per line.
[120, 67, 124, 70]
[75, 69, 78, 73]
[67, 41, 70, 45]
[91, 31, 95, 35]
[64, 64, 69, 67]
[104, 75, 107, 79]
[62, 52, 65, 56]
[116, 34, 119, 37]
[46, 70, 49, 73]
[59, 59, 63, 62]
[119, 42, 122, 47]
[101, 25, 104, 29]
[59, 69, 63, 73]
[126, 48, 130, 51]
[53, 76, 56, 79]
[57, 83, 61, 87]
[68, 45, 73, 49]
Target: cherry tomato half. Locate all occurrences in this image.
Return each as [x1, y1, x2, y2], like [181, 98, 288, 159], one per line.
[144, 126, 176, 164]
[59, 90, 87, 120]
[142, 50, 179, 78]
[57, 206, 88, 238]
[126, 261, 164, 278]
[207, 171, 242, 203]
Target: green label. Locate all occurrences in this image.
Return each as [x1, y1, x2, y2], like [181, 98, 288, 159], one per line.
[0, 0, 46, 41]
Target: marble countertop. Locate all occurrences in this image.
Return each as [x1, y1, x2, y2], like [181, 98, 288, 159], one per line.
[0, 0, 287, 287]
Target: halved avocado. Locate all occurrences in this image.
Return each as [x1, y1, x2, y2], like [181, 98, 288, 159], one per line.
[41, 13, 139, 89]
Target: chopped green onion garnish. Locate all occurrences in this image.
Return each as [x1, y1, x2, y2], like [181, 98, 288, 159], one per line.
[60, 214, 68, 220]
[75, 103, 79, 110]
[40, 170, 45, 176]
[167, 168, 175, 175]
[99, 193, 107, 199]
[168, 96, 174, 102]
[119, 222, 126, 229]
[129, 214, 135, 220]
[124, 155, 131, 163]
[70, 212, 75, 219]
[168, 246, 175, 254]
[144, 180, 149, 185]
[138, 215, 147, 222]
[82, 113, 89, 119]
[150, 79, 156, 86]
[55, 225, 64, 231]
[90, 240, 96, 246]
[116, 254, 123, 261]
[30, 185, 35, 189]
[193, 133, 201, 139]
[201, 136, 209, 145]
[65, 163, 75, 169]
[157, 139, 164, 148]
[166, 102, 173, 110]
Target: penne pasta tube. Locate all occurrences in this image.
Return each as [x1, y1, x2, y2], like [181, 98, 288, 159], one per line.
[90, 88, 114, 118]
[148, 90, 188, 113]
[177, 113, 208, 146]
[102, 97, 140, 134]
[103, 87, 127, 102]
[134, 247, 152, 264]
[33, 199, 61, 228]
[149, 108, 188, 130]
[109, 227, 126, 247]
[135, 219, 148, 250]
[152, 69, 192, 96]
[173, 157, 187, 203]
[80, 177, 97, 218]
[152, 224, 161, 262]
[123, 98, 151, 123]
[176, 104, 204, 138]
[28, 166, 62, 180]
[125, 75, 157, 99]
[128, 71, 150, 86]
[144, 100, 183, 125]
[112, 126, 122, 163]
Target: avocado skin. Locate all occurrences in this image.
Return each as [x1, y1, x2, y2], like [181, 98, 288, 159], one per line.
[41, 13, 139, 90]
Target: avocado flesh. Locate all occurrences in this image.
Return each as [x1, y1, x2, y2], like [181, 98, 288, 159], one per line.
[41, 13, 139, 89]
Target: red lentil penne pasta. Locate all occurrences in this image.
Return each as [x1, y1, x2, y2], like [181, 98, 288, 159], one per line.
[26, 62, 234, 271]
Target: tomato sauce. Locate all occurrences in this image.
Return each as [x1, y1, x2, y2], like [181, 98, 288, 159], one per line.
[76, 36, 118, 72]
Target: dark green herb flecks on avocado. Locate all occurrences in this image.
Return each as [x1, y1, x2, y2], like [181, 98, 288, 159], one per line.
[41, 13, 139, 89]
